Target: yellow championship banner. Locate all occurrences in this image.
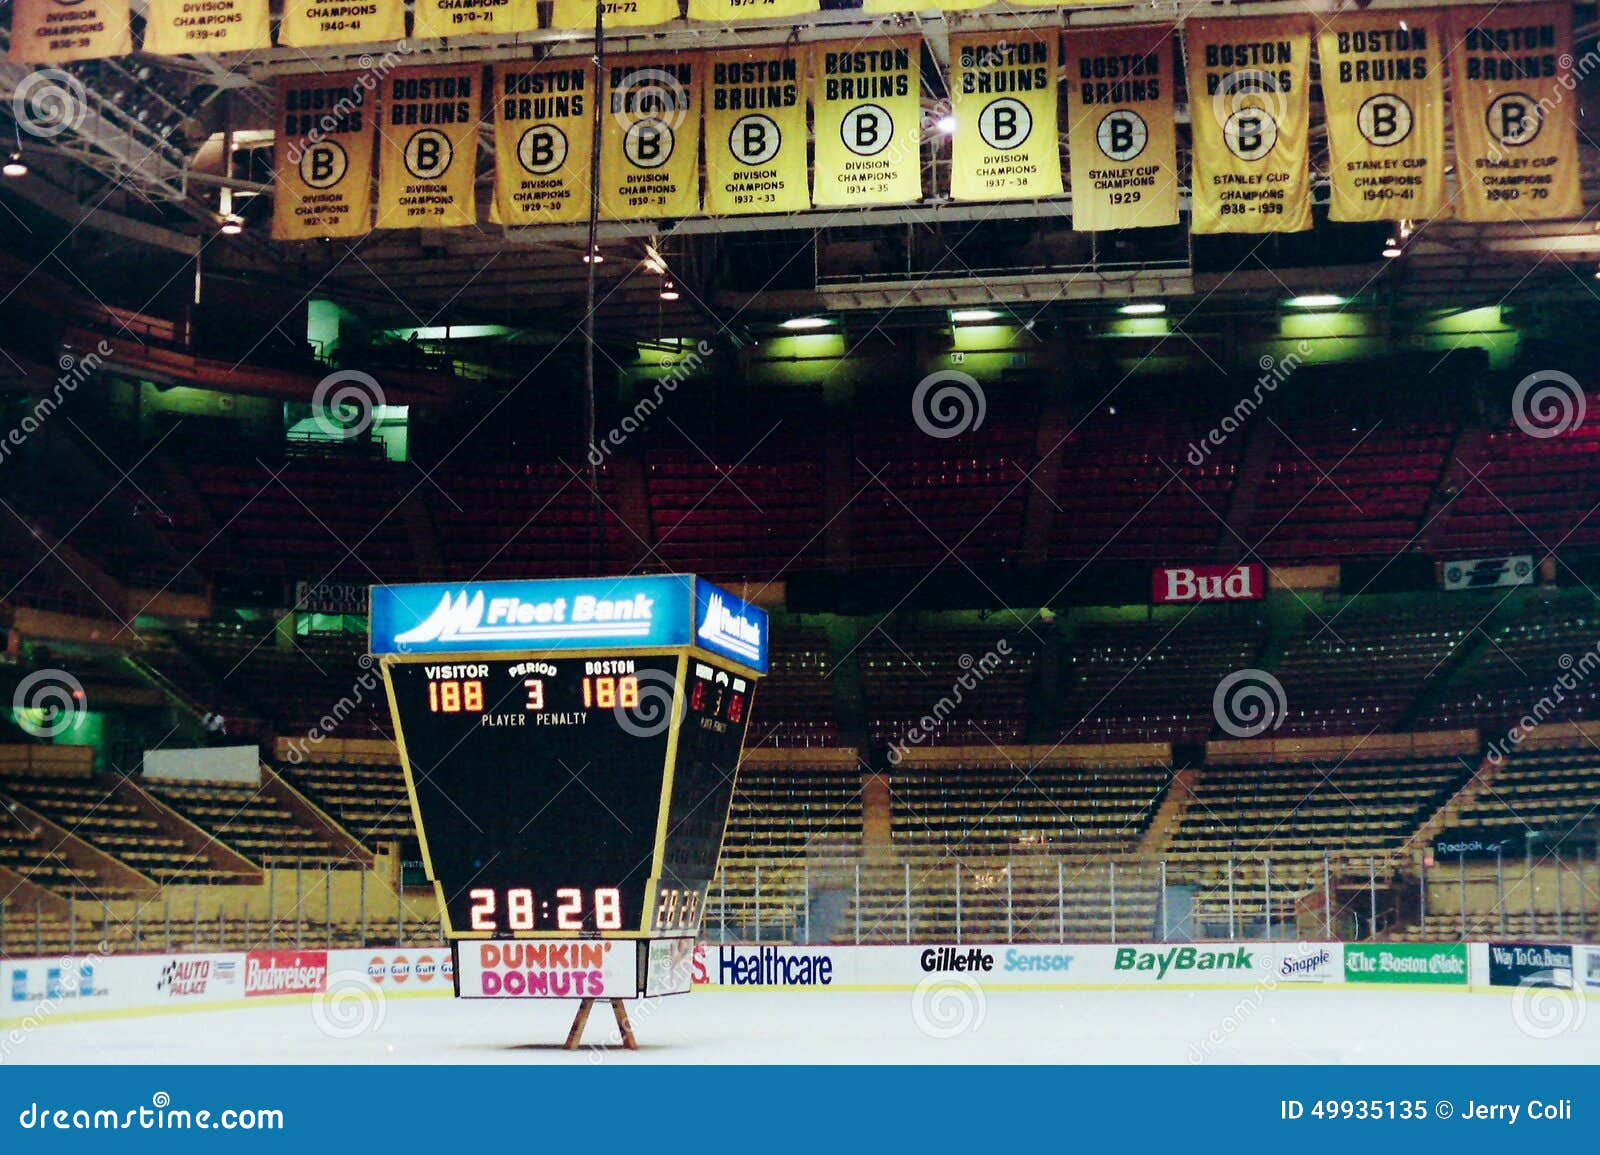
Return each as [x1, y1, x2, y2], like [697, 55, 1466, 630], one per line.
[1062, 25, 1179, 231]
[1185, 15, 1314, 233]
[689, 0, 819, 21]
[600, 56, 701, 220]
[703, 47, 810, 216]
[550, 0, 679, 29]
[143, 0, 268, 54]
[8, 0, 131, 63]
[375, 67, 482, 231]
[811, 39, 922, 207]
[279, 0, 404, 48]
[414, 0, 538, 41]
[493, 60, 594, 226]
[863, 0, 992, 12]
[949, 30, 1062, 202]
[1319, 12, 1446, 223]
[1447, 3, 1582, 222]
[271, 74, 376, 241]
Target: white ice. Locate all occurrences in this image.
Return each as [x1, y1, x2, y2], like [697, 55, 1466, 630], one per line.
[7, 988, 1599, 1064]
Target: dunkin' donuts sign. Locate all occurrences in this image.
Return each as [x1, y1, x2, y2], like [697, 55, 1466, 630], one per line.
[455, 940, 637, 999]
[1152, 563, 1266, 605]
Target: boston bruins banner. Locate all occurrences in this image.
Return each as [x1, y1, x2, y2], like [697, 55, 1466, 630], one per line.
[9, 0, 131, 63]
[271, 74, 376, 241]
[1319, 12, 1446, 222]
[811, 39, 922, 207]
[1062, 25, 1179, 231]
[143, 0, 268, 55]
[600, 56, 701, 220]
[279, 0, 404, 47]
[863, 0, 990, 11]
[375, 67, 482, 230]
[493, 60, 593, 226]
[949, 30, 1062, 202]
[413, 0, 538, 41]
[1185, 16, 1313, 233]
[550, 0, 679, 29]
[1448, 3, 1582, 222]
[690, 0, 818, 21]
[703, 48, 810, 215]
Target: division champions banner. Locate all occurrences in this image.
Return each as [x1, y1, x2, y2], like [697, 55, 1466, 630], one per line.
[1319, 12, 1446, 223]
[8, 0, 131, 63]
[949, 30, 1062, 202]
[811, 39, 922, 207]
[550, 0, 678, 30]
[689, 0, 819, 20]
[279, 0, 405, 47]
[600, 56, 701, 220]
[413, 0, 539, 41]
[703, 47, 811, 215]
[493, 59, 593, 226]
[1447, 2, 1582, 221]
[271, 74, 376, 241]
[1185, 15, 1314, 233]
[375, 67, 482, 230]
[143, 0, 269, 55]
[1062, 24, 1178, 231]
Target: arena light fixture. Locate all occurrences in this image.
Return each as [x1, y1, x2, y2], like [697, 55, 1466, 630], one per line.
[780, 316, 831, 330]
[1382, 238, 1403, 259]
[1286, 294, 1345, 308]
[219, 213, 244, 236]
[950, 308, 1002, 322]
[2, 152, 25, 179]
[936, 115, 957, 134]
[659, 279, 680, 302]
[1118, 302, 1166, 315]
[582, 245, 604, 265]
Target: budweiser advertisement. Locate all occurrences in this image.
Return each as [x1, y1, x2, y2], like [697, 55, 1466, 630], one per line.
[454, 940, 639, 999]
[1152, 563, 1266, 605]
[244, 950, 329, 997]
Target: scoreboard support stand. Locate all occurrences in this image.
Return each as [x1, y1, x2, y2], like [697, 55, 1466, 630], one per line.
[562, 998, 638, 1051]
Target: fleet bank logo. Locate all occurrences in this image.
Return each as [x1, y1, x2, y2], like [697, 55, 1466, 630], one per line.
[393, 589, 660, 646]
[696, 590, 764, 666]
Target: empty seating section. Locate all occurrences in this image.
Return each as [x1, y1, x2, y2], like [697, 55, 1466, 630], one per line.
[1048, 421, 1240, 560]
[747, 629, 839, 747]
[432, 462, 633, 578]
[146, 779, 350, 865]
[0, 806, 108, 897]
[721, 766, 864, 860]
[1270, 600, 1483, 735]
[1436, 399, 1600, 553]
[860, 624, 1039, 746]
[647, 451, 824, 577]
[1419, 594, 1600, 730]
[277, 758, 414, 848]
[851, 425, 1033, 568]
[1245, 424, 1452, 559]
[1453, 746, 1600, 842]
[1059, 614, 1264, 742]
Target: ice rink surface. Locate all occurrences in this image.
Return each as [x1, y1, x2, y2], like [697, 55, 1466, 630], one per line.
[9, 988, 1599, 1064]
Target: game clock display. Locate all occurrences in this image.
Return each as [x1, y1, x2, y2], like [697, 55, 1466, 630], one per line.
[386, 654, 752, 938]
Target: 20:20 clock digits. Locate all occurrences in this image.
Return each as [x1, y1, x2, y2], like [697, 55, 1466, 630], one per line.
[467, 886, 624, 932]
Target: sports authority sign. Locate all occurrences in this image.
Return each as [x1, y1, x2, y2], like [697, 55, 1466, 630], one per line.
[1152, 563, 1265, 604]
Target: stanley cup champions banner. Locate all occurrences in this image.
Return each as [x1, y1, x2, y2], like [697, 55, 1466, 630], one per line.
[1185, 15, 1314, 233]
[493, 60, 594, 226]
[949, 30, 1062, 202]
[1448, 3, 1582, 221]
[1319, 12, 1446, 222]
[1062, 25, 1179, 231]
[413, 0, 538, 41]
[9, 0, 131, 63]
[550, 0, 679, 29]
[600, 56, 702, 220]
[143, 0, 269, 55]
[375, 67, 482, 230]
[703, 48, 811, 215]
[811, 39, 923, 207]
[271, 74, 376, 240]
[279, 0, 404, 47]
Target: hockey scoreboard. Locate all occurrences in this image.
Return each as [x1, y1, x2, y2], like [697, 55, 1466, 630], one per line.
[371, 575, 766, 1000]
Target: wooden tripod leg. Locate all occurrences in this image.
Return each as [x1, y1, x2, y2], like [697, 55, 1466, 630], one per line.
[610, 999, 638, 1050]
[563, 998, 596, 1050]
